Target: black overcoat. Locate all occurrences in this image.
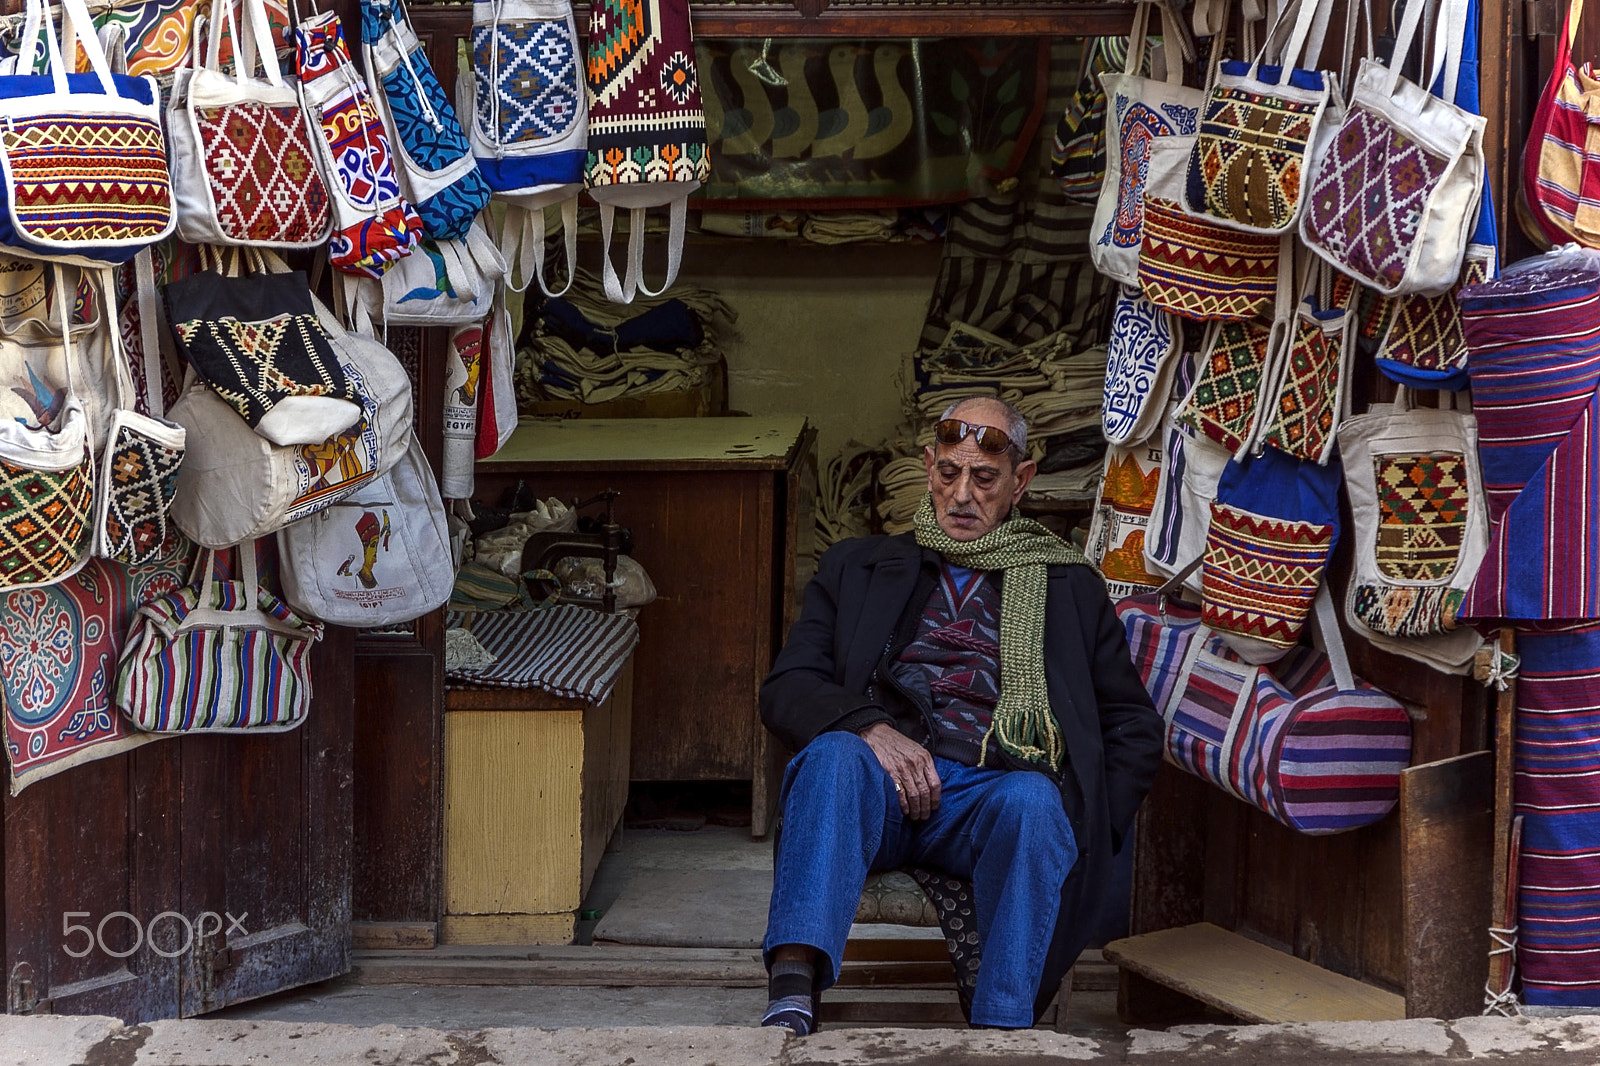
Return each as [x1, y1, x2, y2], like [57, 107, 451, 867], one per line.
[760, 532, 1164, 1022]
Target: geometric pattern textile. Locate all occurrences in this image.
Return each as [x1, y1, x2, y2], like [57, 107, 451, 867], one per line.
[1138, 196, 1280, 321]
[1200, 501, 1334, 649]
[99, 424, 185, 567]
[1373, 453, 1471, 583]
[172, 312, 359, 431]
[892, 563, 1003, 765]
[194, 102, 331, 246]
[1188, 77, 1322, 232]
[1177, 317, 1275, 452]
[2, 112, 173, 247]
[1351, 582, 1467, 639]
[0, 450, 93, 589]
[1302, 105, 1451, 292]
[1378, 252, 1491, 373]
[473, 20, 582, 144]
[1259, 298, 1349, 463]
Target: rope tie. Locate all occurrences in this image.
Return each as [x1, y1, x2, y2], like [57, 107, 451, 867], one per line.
[1482, 924, 1520, 1017]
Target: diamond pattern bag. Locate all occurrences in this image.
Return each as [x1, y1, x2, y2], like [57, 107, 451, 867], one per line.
[1186, 0, 1336, 235]
[1301, 0, 1486, 296]
[168, 0, 332, 248]
[1256, 256, 1354, 464]
[1090, 4, 1204, 287]
[0, 396, 93, 590]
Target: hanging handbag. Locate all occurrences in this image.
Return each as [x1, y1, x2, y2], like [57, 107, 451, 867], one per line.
[1051, 37, 1118, 205]
[1145, 345, 1231, 595]
[0, 0, 174, 266]
[0, 397, 93, 591]
[169, 285, 413, 549]
[168, 0, 333, 249]
[364, 219, 508, 327]
[278, 433, 451, 625]
[1186, 0, 1336, 235]
[362, 0, 493, 241]
[1102, 283, 1183, 446]
[294, 1, 424, 277]
[1254, 254, 1354, 464]
[165, 256, 364, 447]
[441, 316, 484, 498]
[467, 0, 587, 297]
[1301, 0, 1486, 295]
[1087, 438, 1168, 599]
[1091, 5, 1204, 286]
[117, 541, 322, 733]
[582, 0, 710, 304]
[1338, 388, 1488, 671]
[1523, 0, 1594, 245]
[475, 285, 517, 460]
[1118, 584, 1411, 835]
[1138, 136, 1285, 322]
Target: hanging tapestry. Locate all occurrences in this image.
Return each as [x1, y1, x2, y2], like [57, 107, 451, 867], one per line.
[1, 540, 193, 793]
[697, 38, 1051, 207]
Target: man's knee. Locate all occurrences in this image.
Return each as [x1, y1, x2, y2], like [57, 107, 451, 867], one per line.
[986, 772, 1073, 844]
[786, 730, 881, 795]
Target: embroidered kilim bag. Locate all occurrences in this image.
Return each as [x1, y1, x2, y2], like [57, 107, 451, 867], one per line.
[1137, 136, 1283, 321]
[1301, 0, 1485, 295]
[1090, 5, 1204, 287]
[1200, 447, 1340, 662]
[168, 0, 333, 249]
[583, 0, 710, 304]
[166, 262, 364, 447]
[467, 0, 587, 297]
[1186, 0, 1336, 235]
[1118, 586, 1411, 835]
[1255, 256, 1353, 465]
[1375, 244, 1493, 391]
[1174, 307, 1287, 455]
[363, 0, 493, 240]
[117, 542, 321, 733]
[294, 2, 423, 277]
[0, 0, 175, 266]
[0, 395, 93, 590]
[1102, 283, 1182, 446]
[169, 287, 413, 549]
[1338, 389, 1488, 673]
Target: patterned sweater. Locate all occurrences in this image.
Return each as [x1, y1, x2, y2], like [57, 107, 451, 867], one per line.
[890, 562, 1004, 767]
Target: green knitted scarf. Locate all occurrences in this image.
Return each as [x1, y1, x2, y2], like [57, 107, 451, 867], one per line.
[912, 492, 1092, 770]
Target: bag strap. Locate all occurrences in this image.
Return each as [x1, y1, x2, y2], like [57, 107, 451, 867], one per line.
[1125, 2, 1153, 76]
[1311, 581, 1355, 691]
[1253, 0, 1335, 74]
[132, 251, 175, 419]
[1379, 0, 1434, 95]
[503, 200, 579, 298]
[633, 200, 689, 300]
[1429, 0, 1471, 104]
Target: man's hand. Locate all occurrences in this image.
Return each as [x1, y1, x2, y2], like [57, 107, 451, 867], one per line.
[858, 722, 941, 820]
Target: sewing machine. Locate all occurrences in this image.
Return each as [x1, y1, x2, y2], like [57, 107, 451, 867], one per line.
[519, 490, 628, 614]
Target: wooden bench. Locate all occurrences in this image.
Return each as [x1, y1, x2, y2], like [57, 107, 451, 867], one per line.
[1102, 922, 1406, 1024]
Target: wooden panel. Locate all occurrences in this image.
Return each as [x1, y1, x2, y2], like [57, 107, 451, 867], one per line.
[350, 922, 437, 950]
[481, 416, 808, 471]
[1401, 752, 1494, 1020]
[1104, 923, 1406, 1023]
[440, 914, 576, 946]
[581, 666, 633, 896]
[445, 709, 584, 916]
[1130, 765, 1208, 935]
[352, 632, 442, 927]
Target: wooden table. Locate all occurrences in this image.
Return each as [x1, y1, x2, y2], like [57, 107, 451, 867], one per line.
[476, 415, 818, 835]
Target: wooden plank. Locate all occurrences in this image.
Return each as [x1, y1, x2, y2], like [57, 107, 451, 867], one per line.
[351, 922, 439, 951]
[481, 415, 809, 470]
[1401, 752, 1494, 1020]
[440, 914, 575, 946]
[1103, 923, 1406, 1024]
[817, 990, 966, 1026]
[1486, 630, 1520, 1009]
[444, 709, 584, 916]
[580, 665, 632, 899]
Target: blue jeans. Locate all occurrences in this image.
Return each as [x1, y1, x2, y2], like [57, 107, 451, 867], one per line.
[764, 731, 1079, 1028]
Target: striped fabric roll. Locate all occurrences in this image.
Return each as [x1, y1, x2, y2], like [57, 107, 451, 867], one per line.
[1117, 594, 1412, 835]
[445, 606, 639, 704]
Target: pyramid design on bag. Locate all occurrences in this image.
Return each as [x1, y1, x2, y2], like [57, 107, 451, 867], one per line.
[1304, 106, 1450, 290]
[195, 102, 331, 245]
[1261, 308, 1347, 461]
[4, 112, 173, 243]
[474, 19, 582, 144]
[1374, 452, 1470, 582]
[0, 453, 93, 586]
[1177, 318, 1274, 451]
[1200, 501, 1334, 648]
[1190, 84, 1320, 231]
[1138, 197, 1279, 320]
[102, 430, 184, 567]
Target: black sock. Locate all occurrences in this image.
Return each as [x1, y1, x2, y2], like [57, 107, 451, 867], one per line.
[762, 957, 815, 1035]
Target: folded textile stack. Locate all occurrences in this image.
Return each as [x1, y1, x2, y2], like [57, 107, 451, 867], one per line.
[516, 270, 735, 410]
[877, 323, 1109, 531]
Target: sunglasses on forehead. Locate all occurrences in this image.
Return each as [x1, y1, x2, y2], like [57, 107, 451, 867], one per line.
[934, 418, 1017, 456]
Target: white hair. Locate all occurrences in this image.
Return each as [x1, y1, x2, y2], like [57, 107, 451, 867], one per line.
[940, 396, 1028, 457]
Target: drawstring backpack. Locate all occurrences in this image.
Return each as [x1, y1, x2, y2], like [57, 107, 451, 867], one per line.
[581, 0, 709, 303]
[466, 0, 587, 296]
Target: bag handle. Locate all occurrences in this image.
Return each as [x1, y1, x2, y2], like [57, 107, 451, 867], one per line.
[503, 200, 579, 298]
[132, 251, 175, 420]
[1428, 0, 1471, 105]
[1378, 0, 1434, 95]
[27, 0, 118, 95]
[1252, 0, 1334, 77]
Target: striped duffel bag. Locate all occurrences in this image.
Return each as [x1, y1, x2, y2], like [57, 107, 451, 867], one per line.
[1117, 588, 1413, 834]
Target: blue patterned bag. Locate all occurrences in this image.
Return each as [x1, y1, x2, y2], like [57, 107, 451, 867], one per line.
[362, 0, 492, 240]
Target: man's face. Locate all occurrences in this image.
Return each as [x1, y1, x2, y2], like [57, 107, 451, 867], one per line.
[923, 402, 1037, 541]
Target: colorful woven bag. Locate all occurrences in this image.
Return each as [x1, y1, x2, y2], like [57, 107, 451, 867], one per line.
[1256, 256, 1353, 465]
[1145, 345, 1231, 594]
[294, 2, 423, 277]
[0, 397, 93, 590]
[1118, 587, 1411, 835]
[0, 0, 175, 266]
[1185, 0, 1335, 235]
[1338, 389, 1488, 673]
[1051, 37, 1118, 205]
[1174, 314, 1282, 454]
[1523, 0, 1595, 245]
[1102, 283, 1182, 446]
[1137, 136, 1283, 321]
[468, 0, 587, 296]
[116, 542, 321, 733]
[363, 0, 493, 240]
[1301, 0, 1486, 295]
[582, 0, 710, 303]
[1199, 447, 1340, 662]
[1090, 4, 1204, 287]
[168, 0, 333, 249]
